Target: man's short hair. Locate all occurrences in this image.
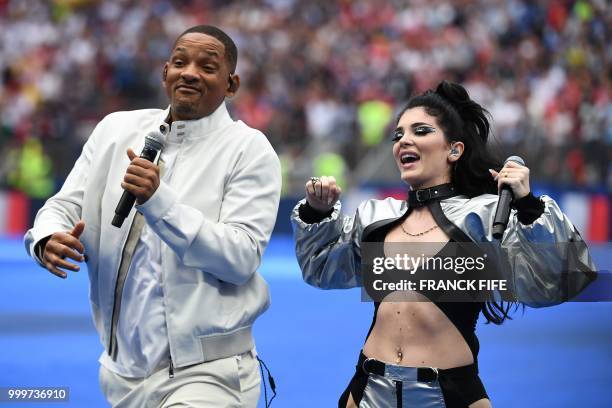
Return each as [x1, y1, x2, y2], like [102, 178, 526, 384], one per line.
[174, 25, 238, 73]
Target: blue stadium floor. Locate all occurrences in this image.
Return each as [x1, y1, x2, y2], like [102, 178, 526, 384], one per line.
[1, 235, 611, 407]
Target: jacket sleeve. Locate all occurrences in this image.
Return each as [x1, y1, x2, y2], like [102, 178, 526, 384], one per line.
[137, 138, 281, 286]
[23, 118, 101, 267]
[497, 195, 597, 307]
[290, 198, 365, 289]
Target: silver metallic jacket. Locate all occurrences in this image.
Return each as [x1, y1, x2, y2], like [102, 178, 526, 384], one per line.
[291, 194, 597, 307]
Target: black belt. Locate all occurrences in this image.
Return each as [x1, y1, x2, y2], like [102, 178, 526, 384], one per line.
[358, 352, 439, 382]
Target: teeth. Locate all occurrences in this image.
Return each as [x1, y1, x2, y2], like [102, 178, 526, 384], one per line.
[401, 153, 419, 164]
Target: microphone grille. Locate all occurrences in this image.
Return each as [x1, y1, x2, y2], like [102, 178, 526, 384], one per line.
[144, 130, 165, 151]
[504, 155, 525, 166]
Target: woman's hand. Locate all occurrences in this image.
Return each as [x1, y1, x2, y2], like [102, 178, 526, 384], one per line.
[489, 161, 530, 200]
[305, 176, 342, 213]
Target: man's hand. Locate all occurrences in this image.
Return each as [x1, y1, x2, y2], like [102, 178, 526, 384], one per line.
[122, 148, 160, 204]
[42, 221, 85, 279]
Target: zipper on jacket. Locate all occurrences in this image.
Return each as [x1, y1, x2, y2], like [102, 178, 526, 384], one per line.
[157, 227, 175, 381]
[108, 215, 143, 360]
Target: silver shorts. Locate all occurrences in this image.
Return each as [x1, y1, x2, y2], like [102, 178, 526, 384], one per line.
[359, 360, 446, 408]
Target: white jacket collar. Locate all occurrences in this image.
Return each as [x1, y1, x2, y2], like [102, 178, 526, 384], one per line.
[161, 102, 234, 142]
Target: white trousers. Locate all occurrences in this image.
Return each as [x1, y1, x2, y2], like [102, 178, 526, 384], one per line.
[99, 349, 261, 408]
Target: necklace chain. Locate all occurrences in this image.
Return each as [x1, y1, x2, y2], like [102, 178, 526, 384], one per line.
[400, 222, 439, 237]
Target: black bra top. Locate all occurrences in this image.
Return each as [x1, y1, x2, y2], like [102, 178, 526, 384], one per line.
[363, 216, 483, 361]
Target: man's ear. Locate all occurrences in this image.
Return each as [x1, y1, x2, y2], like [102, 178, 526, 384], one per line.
[226, 73, 240, 96]
[162, 63, 168, 82]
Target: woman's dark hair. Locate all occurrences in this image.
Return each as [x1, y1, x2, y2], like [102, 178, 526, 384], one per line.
[398, 81, 501, 197]
[399, 81, 522, 324]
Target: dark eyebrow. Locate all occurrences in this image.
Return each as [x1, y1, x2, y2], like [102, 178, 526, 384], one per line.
[411, 122, 435, 129]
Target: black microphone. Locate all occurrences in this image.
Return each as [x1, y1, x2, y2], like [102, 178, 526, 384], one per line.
[492, 155, 525, 239]
[111, 129, 166, 228]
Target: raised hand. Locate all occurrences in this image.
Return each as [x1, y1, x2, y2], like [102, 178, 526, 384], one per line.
[305, 176, 342, 213]
[489, 161, 530, 200]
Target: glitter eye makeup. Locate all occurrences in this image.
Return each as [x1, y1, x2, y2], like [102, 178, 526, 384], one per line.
[391, 128, 404, 142]
[413, 125, 436, 136]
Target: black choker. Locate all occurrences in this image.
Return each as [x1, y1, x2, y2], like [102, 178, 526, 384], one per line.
[408, 183, 458, 207]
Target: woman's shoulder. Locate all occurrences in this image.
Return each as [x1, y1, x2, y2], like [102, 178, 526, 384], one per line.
[355, 197, 407, 223]
[442, 193, 498, 207]
[439, 194, 499, 218]
[355, 194, 499, 216]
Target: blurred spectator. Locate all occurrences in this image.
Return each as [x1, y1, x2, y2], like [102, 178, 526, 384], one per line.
[0, 0, 610, 210]
[7, 137, 53, 199]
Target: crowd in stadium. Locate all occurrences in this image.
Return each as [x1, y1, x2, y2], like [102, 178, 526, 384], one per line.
[0, 0, 610, 201]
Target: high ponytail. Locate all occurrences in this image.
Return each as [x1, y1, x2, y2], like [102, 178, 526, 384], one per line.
[399, 81, 502, 197]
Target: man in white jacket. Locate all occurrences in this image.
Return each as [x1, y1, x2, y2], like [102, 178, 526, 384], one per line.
[24, 25, 281, 407]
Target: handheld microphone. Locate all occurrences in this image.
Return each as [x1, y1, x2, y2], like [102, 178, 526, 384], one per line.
[492, 155, 525, 239]
[111, 129, 166, 228]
